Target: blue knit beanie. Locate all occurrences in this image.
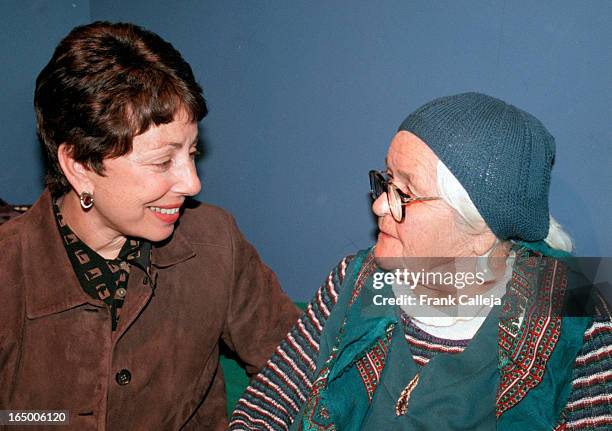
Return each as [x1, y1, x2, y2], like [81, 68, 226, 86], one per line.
[399, 92, 554, 241]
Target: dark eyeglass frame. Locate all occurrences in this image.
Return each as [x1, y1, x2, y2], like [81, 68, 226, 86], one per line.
[369, 170, 440, 222]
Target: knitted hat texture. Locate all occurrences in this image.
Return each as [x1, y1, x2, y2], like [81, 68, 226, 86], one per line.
[399, 92, 554, 241]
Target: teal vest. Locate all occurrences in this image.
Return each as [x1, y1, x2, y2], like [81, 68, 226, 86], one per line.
[292, 248, 591, 431]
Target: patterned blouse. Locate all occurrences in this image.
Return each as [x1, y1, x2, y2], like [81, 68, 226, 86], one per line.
[53, 200, 151, 330]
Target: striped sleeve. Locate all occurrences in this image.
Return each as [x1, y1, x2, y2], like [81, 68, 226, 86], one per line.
[229, 255, 354, 431]
[564, 292, 612, 430]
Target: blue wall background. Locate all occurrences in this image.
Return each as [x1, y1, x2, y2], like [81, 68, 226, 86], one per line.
[1, 1, 610, 300]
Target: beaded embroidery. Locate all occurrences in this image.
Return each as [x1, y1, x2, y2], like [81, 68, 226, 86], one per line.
[355, 325, 395, 401]
[496, 254, 567, 416]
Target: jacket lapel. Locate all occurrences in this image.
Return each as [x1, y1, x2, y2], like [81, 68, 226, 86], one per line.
[23, 190, 96, 319]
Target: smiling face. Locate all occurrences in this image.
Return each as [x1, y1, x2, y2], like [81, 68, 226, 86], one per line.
[372, 131, 485, 260]
[78, 111, 201, 245]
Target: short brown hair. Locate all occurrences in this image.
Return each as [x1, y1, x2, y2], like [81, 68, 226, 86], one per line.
[35, 21, 207, 195]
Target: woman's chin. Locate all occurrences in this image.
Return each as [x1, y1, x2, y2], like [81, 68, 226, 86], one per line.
[131, 223, 176, 243]
[373, 246, 397, 267]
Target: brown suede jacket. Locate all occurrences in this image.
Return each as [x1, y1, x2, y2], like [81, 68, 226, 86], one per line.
[0, 190, 301, 430]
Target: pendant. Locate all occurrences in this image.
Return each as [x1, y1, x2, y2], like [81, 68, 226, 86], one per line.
[395, 373, 420, 416]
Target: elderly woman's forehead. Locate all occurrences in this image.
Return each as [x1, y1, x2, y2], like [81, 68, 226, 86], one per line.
[386, 131, 439, 170]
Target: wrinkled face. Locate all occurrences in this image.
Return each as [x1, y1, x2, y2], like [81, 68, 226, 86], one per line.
[85, 111, 201, 242]
[372, 131, 478, 260]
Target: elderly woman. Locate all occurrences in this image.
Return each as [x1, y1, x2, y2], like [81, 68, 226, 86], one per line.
[230, 93, 611, 430]
[0, 22, 300, 430]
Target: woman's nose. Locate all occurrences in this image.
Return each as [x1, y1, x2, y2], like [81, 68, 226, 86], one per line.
[371, 193, 390, 217]
[174, 163, 202, 196]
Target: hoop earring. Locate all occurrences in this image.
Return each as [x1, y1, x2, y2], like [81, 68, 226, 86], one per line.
[79, 191, 94, 209]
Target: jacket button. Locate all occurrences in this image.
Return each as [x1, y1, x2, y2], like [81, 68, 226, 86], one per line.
[143, 276, 149, 285]
[115, 369, 132, 385]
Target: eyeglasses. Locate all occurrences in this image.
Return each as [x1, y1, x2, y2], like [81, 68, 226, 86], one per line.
[369, 170, 440, 222]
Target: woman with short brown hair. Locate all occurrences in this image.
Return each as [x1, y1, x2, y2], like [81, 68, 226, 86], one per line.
[1, 21, 300, 430]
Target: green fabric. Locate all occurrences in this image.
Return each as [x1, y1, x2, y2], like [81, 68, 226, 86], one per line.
[329, 302, 396, 381]
[296, 248, 592, 430]
[324, 295, 397, 430]
[498, 316, 591, 430]
[220, 355, 251, 417]
[515, 240, 572, 260]
[303, 261, 502, 430]
[367, 306, 501, 430]
[221, 301, 308, 417]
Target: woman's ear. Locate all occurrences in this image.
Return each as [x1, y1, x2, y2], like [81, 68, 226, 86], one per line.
[472, 230, 498, 256]
[57, 143, 94, 194]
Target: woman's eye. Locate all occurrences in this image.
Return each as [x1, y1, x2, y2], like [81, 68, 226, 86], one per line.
[395, 183, 415, 198]
[189, 149, 201, 159]
[404, 185, 419, 198]
[154, 160, 172, 168]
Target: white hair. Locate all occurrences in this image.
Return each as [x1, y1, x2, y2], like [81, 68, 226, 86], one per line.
[436, 161, 573, 253]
